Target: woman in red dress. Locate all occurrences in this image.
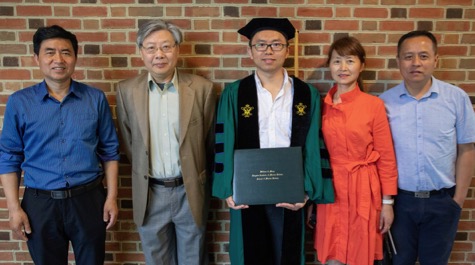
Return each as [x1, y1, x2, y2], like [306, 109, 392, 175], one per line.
[314, 36, 398, 265]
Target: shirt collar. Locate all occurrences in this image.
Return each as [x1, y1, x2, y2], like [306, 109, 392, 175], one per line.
[254, 68, 292, 93]
[399, 76, 439, 99]
[325, 83, 362, 105]
[38, 79, 80, 102]
[147, 69, 178, 92]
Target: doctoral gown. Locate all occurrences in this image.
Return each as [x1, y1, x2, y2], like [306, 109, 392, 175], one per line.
[315, 85, 397, 265]
[213, 74, 335, 265]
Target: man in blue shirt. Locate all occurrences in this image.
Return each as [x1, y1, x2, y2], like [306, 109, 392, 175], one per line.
[0, 25, 120, 265]
[380, 30, 475, 265]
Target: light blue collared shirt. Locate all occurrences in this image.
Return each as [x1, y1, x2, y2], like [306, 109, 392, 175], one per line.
[380, 77, 475, 191]
[148, 70, 181, 179]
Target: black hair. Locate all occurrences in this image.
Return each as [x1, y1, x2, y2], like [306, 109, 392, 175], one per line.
[397, 30, 438, 57]
[33, 25, 78, 56]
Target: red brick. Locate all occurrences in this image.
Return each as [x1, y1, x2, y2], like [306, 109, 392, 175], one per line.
[442, 34, 461, 45]
[102, 0, 135, 3]
[77, 57, 110, 68]
[185, 32, 220, 42]
[354, 8, 389, 18]
[53, 6, 70, 16]
[324, 20, 359, 30]
[279, 7, 296, 17]
[101, 19, 135, 29]
[110, 32, 128, 42]
[46, 19, 81, 30]
[409, 8, 444, 18]
[0, 19, 26, 29]
[110, 6, 126, 17]
[115, 253, 145, 262]
[433, 71, 466, 82]
[0, 70, 31, 80]
[365, 58, 386, 68]
[17, 5, 52, 16]
[381, 0, 416, 4]
[215, 69, 249, 80]
[335, 7, 351, 18]
[103, 70, 139, 80]
[73, 6, 108, 17]
[75, 32, 108, 43]
[378, 70, 402, 80]
[213, 45, 247, 56]
[193, 20, 209, 31]
[377, 45, 398, 56]
[452, 241, 474, 252]
[436, 21, 471, 32]
[466, 9, 475, 19]
[327, 0, 360, 3]
[214, 0, 247, 2]
[297, 7, 333, 17]
[241, 6, 278, 17]
[299, 33, 331, 44]
[128, 6, 163, 17]
[185, 6, 220, 17]
[300, 58, 326, 69]
[83, 19, 100, 30]
[438, 58, 458, 69]
[380, 21, 415, 31]
[102, 44, 137, 55]
[184, 57, 220, 67]
[438, 0, 472, 4]
[211, 19, 243, 30]
[438, 46, 469, 56]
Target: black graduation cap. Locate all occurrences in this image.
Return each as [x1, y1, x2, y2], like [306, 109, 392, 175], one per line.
[238, 18, 296, 41]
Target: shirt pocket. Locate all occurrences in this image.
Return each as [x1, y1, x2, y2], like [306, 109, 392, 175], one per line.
[73, 112, 98, 140]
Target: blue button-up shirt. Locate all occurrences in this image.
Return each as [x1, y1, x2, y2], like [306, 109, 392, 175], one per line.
[380, 77, 475, 191]
[0, 80, 120, 190]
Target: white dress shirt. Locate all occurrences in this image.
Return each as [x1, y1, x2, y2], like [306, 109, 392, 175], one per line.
[255, 69, 293, 148]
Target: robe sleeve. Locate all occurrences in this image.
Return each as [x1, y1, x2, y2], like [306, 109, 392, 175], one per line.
[212, 81, 240, 199]
[304, 84, 335, 204]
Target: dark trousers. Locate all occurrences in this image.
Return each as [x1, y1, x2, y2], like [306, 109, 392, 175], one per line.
[22, 184, 107, 265]
[392, 187, 460, 265]
[241, 205, 303, 265]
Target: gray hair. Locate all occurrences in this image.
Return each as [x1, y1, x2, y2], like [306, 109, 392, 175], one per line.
[136, 20, 183, 47]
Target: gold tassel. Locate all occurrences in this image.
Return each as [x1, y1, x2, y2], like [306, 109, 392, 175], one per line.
[294, 30, 299, 77]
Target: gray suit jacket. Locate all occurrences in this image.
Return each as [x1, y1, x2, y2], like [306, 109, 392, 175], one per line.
[116, 71, 216, 227]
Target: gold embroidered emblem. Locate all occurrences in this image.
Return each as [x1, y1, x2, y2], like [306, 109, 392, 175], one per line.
[295, 103, 307, 116]
[241, 104, 254, 118]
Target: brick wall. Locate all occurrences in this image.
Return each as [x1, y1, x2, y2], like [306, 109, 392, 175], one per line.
[0, 0, 474, 264]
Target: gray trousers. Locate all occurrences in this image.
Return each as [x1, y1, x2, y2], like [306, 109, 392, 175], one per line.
[138, 184, 207, 265]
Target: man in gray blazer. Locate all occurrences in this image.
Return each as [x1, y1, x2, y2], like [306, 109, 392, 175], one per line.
[116, 20, 216, 265]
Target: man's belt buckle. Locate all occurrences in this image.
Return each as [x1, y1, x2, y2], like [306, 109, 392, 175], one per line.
[163, 179, 180, 188]
[51, 190, 72, 199]
[414, 191, 430, 198]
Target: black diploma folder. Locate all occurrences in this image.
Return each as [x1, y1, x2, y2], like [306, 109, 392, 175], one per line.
[232, 147, 305, 205]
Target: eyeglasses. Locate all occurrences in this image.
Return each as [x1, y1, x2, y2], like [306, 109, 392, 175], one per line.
[251, 43, 287, 52]
[141, 44, 177, 54]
